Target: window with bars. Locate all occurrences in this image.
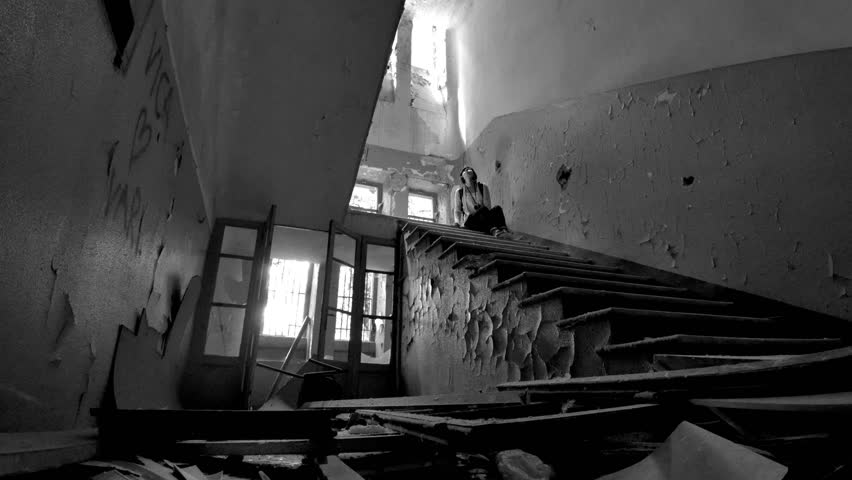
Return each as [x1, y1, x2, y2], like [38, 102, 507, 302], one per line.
[334, 266, 391, 342]
[262, 259, 316, 337]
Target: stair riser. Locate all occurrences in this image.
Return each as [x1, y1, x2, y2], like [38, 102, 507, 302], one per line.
[519, 278, 689, 298]
[536, 296, 734, 324]
[491, 266, 648, 284]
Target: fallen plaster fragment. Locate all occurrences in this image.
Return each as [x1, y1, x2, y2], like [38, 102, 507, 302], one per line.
[654, 89, 678, 107]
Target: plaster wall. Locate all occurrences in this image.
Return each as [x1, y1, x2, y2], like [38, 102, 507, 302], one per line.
[455, 0, 852, 146]
[0, 0, 210, 430]
[466, 48, 852, 322]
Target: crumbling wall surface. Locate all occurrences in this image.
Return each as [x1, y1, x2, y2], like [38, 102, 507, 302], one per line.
[0, 0, 209, 430]
[400, 246, 560, 395]
[465, 48, 852, 322]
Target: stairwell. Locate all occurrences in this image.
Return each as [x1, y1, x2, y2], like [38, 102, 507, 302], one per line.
[399, 220, 851, 394]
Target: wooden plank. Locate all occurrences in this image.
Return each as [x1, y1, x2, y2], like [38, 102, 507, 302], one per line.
[358, 404, 664, 448]
[498, 346, 852, 398]
[173, 434, 407, 456]
[690, 392, 852, 413]
[319, 456, 364, 480]
[518, 286, 733, 311]
[0, 429, 98, 476]
[301, 392, 522, 411]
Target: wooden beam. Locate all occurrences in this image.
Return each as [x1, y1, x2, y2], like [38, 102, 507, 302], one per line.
[0, 429, 98, 476]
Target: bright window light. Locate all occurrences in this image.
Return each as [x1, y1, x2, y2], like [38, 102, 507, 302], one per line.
[408, 192, 435, 222]
[263, 259, 314, 337]
[349, 184, 380, 213]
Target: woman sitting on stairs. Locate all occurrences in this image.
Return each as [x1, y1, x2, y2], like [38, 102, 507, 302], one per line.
[453, 166, 513, 238]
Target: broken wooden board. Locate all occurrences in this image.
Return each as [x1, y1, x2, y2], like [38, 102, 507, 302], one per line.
[172, 434, 407, 456]
[319, 456, 364, 480]
[653, 354, 791, 371]
[301, 391, 523, 412]
[0, 428, 97, 476]
[113, 276, 202, 409]
[358, 404, 668, 450]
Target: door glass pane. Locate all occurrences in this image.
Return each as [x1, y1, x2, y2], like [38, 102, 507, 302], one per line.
[213, 258, 253, 305]
[361, 316, 391, 365]
[222, 226, 257, 257]
[363, 273, 393, 317]
[323, 311, 350, 361]
[366, 244, 395, 272]
[333, 233, 356, 265]
[204, 307, 245, 356]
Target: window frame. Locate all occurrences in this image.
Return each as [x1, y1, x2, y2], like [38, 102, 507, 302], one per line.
[407, 190, 437, 223]
[348, 181, 384, 215]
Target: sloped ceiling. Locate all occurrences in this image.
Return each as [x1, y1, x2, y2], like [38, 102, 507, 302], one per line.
[168, 0, 404, 229]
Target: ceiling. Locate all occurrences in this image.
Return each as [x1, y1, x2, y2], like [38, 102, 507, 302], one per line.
[184, 0, 404, 230]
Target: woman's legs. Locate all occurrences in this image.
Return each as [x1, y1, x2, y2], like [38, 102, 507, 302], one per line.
[465, 206, 510, 235]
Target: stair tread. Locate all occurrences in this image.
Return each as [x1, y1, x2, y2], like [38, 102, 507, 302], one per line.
[600, 334, 843, 354]
[441, 242, 594, 264]
[492, 272, 688, 296]
[652, 354, 793, 371]
[472, 259, 626, 276]
[556, 307, 781, 330]
[519, 287, 734, 309]
[410, 229, 552, 251]
[424, 236, 556, 258]
[454, 254, 600, 271]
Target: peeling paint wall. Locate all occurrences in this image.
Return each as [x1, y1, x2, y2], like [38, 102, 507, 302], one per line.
[0, 0, 209, 430]
[400, 242, 560, 395]
[466, 48, 852, 321]
[455, 0, 852, 146]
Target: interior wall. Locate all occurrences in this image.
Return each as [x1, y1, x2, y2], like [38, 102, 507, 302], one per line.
[0, 0, 210, 430]
[455, 0, 852, 146]
[466, 48, 852, 321]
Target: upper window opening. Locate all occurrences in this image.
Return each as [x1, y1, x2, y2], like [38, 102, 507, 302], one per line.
[378, 31, 398, 103]
[349, 183, 381, 214]
[101, 0, 135, 68]
[408, 191, 436, 222]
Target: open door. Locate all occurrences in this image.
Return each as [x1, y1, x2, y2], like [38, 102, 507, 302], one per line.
[315, 221, 396, 398]
[182, 206, 276, 409]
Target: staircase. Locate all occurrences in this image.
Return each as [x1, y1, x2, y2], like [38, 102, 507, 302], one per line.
[399, 220, 850, 388]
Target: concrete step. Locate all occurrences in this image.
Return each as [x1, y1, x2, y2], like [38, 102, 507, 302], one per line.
[652, 354, 794, 371]
[439, 241, 593, 265]
[519, 287, 736, 323]
[423, 236, 558, 260]
[492, 272, 690, 298]
[406, 226, 549, 251]
[549, 307, 797, 378]
[600, 335, 843, 356]
[472, 258, 628, 278]
[600, 335, 843, 374]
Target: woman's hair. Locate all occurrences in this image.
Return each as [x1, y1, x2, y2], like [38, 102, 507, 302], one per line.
[459, 167, 476, 184]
